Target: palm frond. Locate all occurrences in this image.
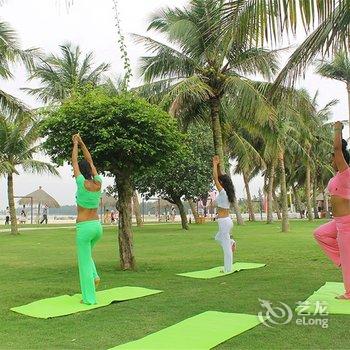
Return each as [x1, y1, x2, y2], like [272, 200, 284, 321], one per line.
[161, 76, 214, 115]
[274, 2, 350, 86]
[21, 159, 60, 176]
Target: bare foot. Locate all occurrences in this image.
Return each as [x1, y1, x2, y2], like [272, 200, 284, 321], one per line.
[336, 294, 350, 300]
[231, 241, 236, 252]
[94, 277, 100, 288]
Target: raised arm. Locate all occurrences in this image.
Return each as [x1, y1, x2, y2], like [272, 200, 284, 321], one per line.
[77, 134, 98, 176]
[213, 155, 223, 192]
[72, 135, 80, 178]
[334, 121, 348, 172]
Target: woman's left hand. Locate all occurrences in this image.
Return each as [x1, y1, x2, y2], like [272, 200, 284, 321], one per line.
[334, 121, 343, 130]
[213, 155, 220, 165]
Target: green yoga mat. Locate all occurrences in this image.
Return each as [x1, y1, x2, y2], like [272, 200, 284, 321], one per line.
[177, 262, 266, 279]
[296, 282, 350, 315]
[11, 286, 162, 319]
[110, 311, 263, 350]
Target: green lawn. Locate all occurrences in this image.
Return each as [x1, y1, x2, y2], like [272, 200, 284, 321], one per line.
[1, 220, 349, 349]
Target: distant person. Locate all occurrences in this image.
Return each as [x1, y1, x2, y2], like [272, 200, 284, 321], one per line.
[111, 210, 116, 224]
[171, 206, 176, 222]
[212, 155, 236, 273]
[72, 133, 103, 305]
[5, 207, 10, 225]
[19, 206, 27, 224]
[40, 204, 48, 224]
[104, 209, 110, 224]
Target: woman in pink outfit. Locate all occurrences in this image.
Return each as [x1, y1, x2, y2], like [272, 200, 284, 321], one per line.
[314, 121, 350, 300]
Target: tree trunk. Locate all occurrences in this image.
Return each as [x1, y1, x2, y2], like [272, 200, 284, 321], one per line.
[292, 185, 302, 218]
[117, 173, 135, 270]
[306, 158, 313, 221]
[188, 199, 200, 224]
[174, 197, 189, 230]
[210, 97, 225, 171]
[313, 179, 320, 219]
[243, 171, 255, 221]
[267, 164, 275, 223]
[347, 83, 350, 137]
[232, 188, 244, 225]
[278, 151, 289, 232]
[132, 191, 143, 227]
[7, 173, 18, 235]
[272, 191, 282, 220]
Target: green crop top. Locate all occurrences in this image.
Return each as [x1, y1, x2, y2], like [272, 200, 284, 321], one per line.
[75, 174, 102, 209]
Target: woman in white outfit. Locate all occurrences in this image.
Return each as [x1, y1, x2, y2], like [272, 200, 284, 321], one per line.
[213, 155, 236, 273]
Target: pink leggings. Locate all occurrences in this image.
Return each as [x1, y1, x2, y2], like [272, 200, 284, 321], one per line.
[314, 214, 350, 298]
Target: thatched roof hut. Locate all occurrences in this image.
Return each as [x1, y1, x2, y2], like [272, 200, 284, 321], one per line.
[100, 191, 117, 208]
[18, 186, 60, 208]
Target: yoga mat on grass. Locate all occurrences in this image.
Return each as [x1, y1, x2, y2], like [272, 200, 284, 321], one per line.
[11, 286, 162, 319]
[296, 282, 350, 315]
[110, 311, 263, 350]
[177, 262, 266, 279]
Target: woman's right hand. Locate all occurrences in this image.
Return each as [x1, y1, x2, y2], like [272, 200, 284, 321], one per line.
[72, 134, 79, 144]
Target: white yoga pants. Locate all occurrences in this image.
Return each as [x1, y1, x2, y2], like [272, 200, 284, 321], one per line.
[215, 217, 234, 273]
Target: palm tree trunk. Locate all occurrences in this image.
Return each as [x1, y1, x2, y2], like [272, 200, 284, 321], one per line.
[305, 159, 313, 221]
[188, 199, 200, 224]
[267, 164, 275, 223]
[292, 185, 302, 218]
[7, 173, 18, 235]
[232, 188, 244, 225]
[210, 97, 225, 171]
[278, 151, 289, 232]
[243, 171, 255, 221]
[117, 173, 135, 270]
[272, 191, 282, 220]
[313, 179, 320, 219]
[347, 83, 350, 137]
[174, 196, 189, 230]
[132, 191, 143, 227]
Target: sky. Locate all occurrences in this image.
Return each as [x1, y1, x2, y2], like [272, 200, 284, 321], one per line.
[0, 0, 348, 208]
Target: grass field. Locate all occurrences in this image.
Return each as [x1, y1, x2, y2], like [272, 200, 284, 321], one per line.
[1, 220, 350, 350]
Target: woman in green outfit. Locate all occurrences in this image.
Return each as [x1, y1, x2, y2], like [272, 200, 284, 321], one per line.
[72, 134, 103, 305]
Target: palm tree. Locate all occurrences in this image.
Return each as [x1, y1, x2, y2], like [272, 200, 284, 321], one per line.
[316, 52, 350, 135]
[0, 21, 38, 115]
[134, 0, 278, 170]
[0, 114, 59, 234]
[225, 116, 265, 222]
[258, 88, 318, 231]
[23, 43, 110, 104]
[221, 0, 349, 87]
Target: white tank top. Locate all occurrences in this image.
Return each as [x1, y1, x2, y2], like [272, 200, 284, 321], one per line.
[216, 189, 230, 209]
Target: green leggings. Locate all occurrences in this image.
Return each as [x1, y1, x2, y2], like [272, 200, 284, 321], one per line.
[76, 220, 103, 305]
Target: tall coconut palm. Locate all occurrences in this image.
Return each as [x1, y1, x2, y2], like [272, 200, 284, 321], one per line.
[224, 114, 266, 222]
[221, 0, 349, 86]
[23, 43, 110, 104]
[260, 88, 318, 231]
[0, 21, 38, 115]
[316, 52, 350, 135]
[0, 114, 59, 234]
[134, 0, 278, 170]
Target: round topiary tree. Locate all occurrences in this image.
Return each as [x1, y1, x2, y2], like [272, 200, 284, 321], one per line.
[41, 89, 185, 270]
